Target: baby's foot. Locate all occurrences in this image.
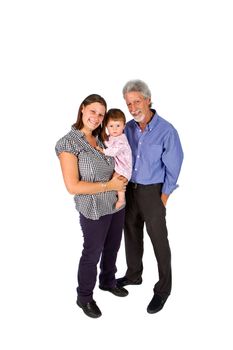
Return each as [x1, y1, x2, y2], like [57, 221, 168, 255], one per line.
[115, 200, 125, 209]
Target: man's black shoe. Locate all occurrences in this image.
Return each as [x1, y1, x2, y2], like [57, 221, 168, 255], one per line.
[147, 294, 167, 314]
[76, 299, 102, 318]
[99, 286, 129, 297]
[116, 276, 142, 288]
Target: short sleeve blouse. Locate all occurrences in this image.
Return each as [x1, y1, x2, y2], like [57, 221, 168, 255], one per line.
[55, 127, 123, 220]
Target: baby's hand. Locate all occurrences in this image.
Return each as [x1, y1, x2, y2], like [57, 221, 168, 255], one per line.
[95, 145, 104, 153]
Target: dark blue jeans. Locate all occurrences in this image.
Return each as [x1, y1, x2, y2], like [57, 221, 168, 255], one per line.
[77, 208, 125, 304]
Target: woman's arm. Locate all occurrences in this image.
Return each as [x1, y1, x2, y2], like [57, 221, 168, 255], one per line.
[58, 152, 126, 195]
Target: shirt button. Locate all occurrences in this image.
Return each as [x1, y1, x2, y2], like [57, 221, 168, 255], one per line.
[137, 155, 140, 158]
[135, 168, 137, 171]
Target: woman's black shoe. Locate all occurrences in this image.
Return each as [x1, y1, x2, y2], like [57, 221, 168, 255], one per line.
[77, 299, 102, 318]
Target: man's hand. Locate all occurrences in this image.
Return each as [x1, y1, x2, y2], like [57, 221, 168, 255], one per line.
[161, 193, 169, 207]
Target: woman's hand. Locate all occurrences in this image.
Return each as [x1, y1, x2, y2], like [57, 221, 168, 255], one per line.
[108, 176, 128, 192]
[118, 175, 128, 185]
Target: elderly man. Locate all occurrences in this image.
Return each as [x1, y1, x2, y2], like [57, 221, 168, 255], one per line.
[117, 80, 184, 314]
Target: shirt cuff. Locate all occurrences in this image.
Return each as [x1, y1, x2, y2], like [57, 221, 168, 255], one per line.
[162, 183, 179, 195]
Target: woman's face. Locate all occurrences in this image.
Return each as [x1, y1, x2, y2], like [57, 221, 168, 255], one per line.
[82, 102, 105, 131]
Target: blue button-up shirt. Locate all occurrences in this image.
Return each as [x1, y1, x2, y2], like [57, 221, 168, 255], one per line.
[124, 110, 184, 195]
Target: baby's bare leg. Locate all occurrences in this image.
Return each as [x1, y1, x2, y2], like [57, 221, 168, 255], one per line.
[115, 191, 125, 209]
[113, 172, 126, 209]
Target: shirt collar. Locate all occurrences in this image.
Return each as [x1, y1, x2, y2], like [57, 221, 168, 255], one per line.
[70, 126, 103, 148]
[147, 109, 158, 131]
[133, 109, 158, 131]
[71, 126, 85, 138]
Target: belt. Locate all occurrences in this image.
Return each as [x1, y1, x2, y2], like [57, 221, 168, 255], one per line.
[128, 182, 162, 189]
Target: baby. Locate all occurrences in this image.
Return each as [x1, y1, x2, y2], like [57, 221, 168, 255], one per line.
[97, 108, 132, 209]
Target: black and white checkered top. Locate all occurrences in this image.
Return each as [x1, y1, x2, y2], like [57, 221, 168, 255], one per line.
[55, 126, 122, 220]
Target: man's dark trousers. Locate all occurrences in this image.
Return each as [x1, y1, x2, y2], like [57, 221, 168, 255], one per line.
[124, 182, 171, 299]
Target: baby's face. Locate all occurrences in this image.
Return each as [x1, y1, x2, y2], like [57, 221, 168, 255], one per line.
[106, 119, 125, 137]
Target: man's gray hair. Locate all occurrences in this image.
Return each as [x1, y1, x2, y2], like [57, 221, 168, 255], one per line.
[122, 79, 151, 99]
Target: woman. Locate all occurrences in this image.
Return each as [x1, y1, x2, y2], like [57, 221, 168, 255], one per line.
[55, 94, 128, 318]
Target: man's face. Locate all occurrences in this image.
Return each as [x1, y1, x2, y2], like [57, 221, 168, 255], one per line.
[124, 91, 151, 123]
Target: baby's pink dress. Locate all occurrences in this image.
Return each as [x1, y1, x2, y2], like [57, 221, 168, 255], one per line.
[104, 134, 132, 180]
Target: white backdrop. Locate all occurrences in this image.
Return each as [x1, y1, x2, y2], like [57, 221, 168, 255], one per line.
[0, 0, 232, 349]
